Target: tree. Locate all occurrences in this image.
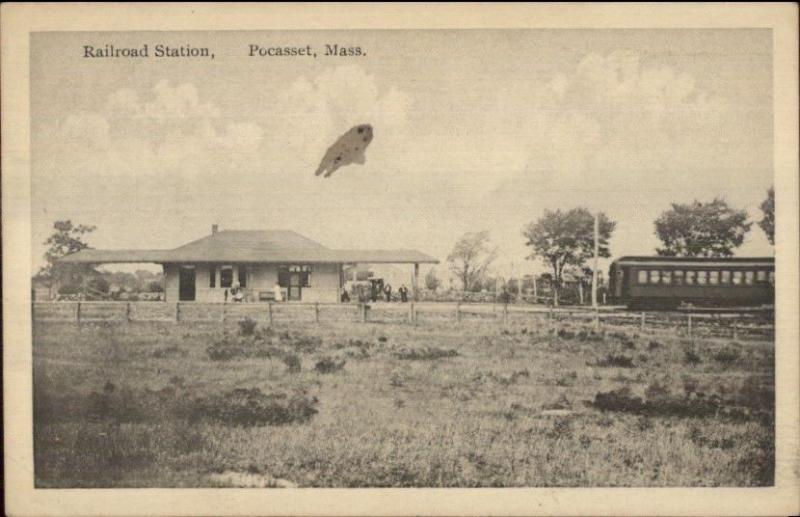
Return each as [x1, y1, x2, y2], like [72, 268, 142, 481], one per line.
[447, 231, 498, 292]
[424, 268, 442, 292]
[522, 208, 615, 305]
[758, 187, 774, 245]
[654, 199, 751, 257]
[36, 220, 96, 290]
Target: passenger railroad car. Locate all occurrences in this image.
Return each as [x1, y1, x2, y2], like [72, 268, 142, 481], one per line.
[608, 256, 774, 309]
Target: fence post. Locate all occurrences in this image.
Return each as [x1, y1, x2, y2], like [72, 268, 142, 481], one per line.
[456, 302, 461, 322]
[593, 307, 600, 331]
[221, 303, 226, 323]
[732, 318, 738, 340]
[548, 307, 553, 333]
[410, 303, 416, 325]
[76, 302, 81, 326]
[503, 303, 509, 325]
[175, 302, 180, 322]
[126, 302, 131, 323]
[640, 311, 646, 332]
[687, 314, 693, 339]
[314, 302, 320, 324]
[268, 302, 273, 326]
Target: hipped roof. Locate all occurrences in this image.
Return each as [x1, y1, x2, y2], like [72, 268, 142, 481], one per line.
[59, 230, 439, 265]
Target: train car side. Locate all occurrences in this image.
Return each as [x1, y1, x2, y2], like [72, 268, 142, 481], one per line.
[609, 256, 774, 309]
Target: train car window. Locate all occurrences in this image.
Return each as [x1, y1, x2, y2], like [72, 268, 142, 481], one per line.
[757, 270, 767, 282]
[673, 270, 684, 285]
[661, 271, 671, 284]
[769, 271, 775, 285]
[721, 270, 731, 284]
[649, 270, 660, 284]
[697, 271, 708, 285]
[732, 271, 742, 285]
[745, 271, 754, 285]
[637, 270, 648, 284]
[709, 271, 719, 285]
[685, 270, 696, 284]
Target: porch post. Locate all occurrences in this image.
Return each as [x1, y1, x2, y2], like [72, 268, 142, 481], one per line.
[412, 262, 419, 301]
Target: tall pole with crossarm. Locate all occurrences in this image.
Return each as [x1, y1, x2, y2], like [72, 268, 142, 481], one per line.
[592, 212, 599, 309]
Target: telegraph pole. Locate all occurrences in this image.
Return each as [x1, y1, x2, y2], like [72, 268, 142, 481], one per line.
[592, 213, 599, 309]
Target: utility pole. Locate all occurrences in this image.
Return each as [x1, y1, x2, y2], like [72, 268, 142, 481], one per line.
[592, 212, 599, 309]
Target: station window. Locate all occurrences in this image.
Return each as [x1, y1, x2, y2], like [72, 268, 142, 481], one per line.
[637, 270, 648, 284]
[744, 271, 754, 285]
[673, 270, 684, 285]
[721, 270, 731, 284]
[709, 271, 719, 285]
[649, 270, 660, 284]
[697, 271, 708, 285]
[768, 271, 775, 285]
[661, 271, 672, 284]
[220, 266, 233, 288]
[757, 270, 767, 282]
[732, 271, 742, 285]
[686, 270, 696, 285]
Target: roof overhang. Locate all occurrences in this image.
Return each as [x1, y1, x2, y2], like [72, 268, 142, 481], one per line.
[58, 249, 439, 265]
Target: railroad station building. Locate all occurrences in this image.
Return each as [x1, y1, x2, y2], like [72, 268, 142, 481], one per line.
[59, 225, 438, 303]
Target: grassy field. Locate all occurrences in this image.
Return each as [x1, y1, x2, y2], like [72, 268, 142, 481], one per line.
[33, 317, 774, 487]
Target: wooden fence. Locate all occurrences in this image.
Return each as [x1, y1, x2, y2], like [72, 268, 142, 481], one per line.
[32, 301, 775, 341]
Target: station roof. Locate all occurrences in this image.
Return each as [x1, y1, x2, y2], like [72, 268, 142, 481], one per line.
[58, 230, 439, 265]
[611, 256, 774, 268]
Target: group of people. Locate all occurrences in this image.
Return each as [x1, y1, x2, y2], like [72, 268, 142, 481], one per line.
[341, 282, 411, 303]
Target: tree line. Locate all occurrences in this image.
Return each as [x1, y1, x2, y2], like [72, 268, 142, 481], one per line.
[443, 189, 775, 303]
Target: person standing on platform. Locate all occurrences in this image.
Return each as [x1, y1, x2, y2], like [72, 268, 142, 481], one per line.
[398, 284, 409, 303]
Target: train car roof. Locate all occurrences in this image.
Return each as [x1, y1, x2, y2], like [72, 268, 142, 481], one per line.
[611, 256, 774, 267]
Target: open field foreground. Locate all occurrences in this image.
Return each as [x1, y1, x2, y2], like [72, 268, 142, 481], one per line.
[34, 318, 774, 487]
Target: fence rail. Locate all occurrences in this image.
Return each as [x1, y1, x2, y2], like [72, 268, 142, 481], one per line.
[32, 301, 775, 341]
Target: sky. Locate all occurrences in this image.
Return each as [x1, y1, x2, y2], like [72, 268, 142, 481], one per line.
[30, 29, 774, 281]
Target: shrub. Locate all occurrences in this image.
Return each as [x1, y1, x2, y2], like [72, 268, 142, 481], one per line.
[282, 353, 302, 373]
[684, 348, 702, 365]
[314, 356, 346, 374]
[394, 347, 459, 361]
[237, 317, 258, 337]
[576, 329, 604, 342]
[595, 354, 635, 368]
[592, 386, 724, 419]
[555, 371, 578, 387]
[286, 333, 323, 354]
[191, 388, 318, 426]
[152, 344, 188, 359]
[712, 345, 742, 366]
[206, 337, 250, 361]
[593, 387, 645, 413]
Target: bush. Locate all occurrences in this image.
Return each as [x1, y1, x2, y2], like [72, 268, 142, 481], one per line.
[712, 345, 742, 366]
[206, 337, 251, 361]
[555, 371, 578, 387]
[592, 386, 725, 419]
[282, 353, 302, 373]
[152, 344, 188, 359]
[394, 347, 459, 361]
[595, 354, 635, 368]
[314, 356, 346, 374]
[191, 388, 318, 427]
[238, 317, 258, 337]
[684, 348, 702, 365]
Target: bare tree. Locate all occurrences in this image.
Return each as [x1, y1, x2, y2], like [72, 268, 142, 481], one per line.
[447, 231, 498, 292]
